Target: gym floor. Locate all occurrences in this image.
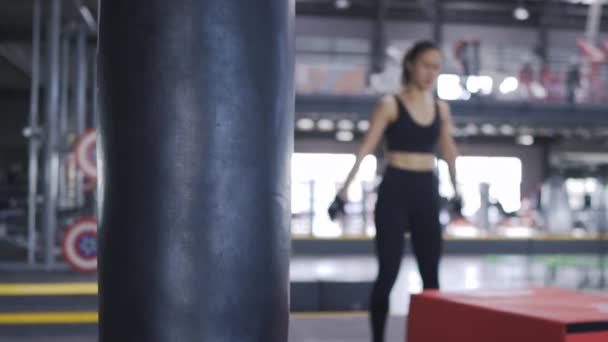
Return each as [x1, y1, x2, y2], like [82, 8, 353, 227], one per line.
[1, 255, 606, 341]
[0, 316, 404, 342]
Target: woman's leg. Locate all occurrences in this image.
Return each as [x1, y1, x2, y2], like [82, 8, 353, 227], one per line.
[409, 176, 442, 290]
[370, 178, 407, 342]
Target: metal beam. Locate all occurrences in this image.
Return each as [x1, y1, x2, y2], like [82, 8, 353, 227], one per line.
[433, 0, 443, 44]
[0, 27, 34, 42]
[296, 1, 375, 18]
[585, 0, 603, 45]
[74, 25, 87, 206]
[416, 0, 436, 19]
[0, 43, 31, 78]
[295, 94, 608, 127]
[414, 0, 443, 43]
[0, 27, 97, 44]
[72, 0, 98, 33]
[537, 0, 551, 63]
[370, 0, 387, 74]
[26, 0, 42, 266]
[442, 1, 521, 12]
[42, 0, 62, 270]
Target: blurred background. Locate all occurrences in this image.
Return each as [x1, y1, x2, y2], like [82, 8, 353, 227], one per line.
[0, 0, 608, 340]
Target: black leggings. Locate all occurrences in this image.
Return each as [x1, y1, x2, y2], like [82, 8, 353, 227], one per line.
[369, 166, 443, 342]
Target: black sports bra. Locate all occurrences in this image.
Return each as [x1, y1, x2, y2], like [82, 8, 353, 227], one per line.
[385, 95, 441, 153]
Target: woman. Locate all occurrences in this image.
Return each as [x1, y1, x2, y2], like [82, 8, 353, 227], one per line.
[330, 40, 459, 342]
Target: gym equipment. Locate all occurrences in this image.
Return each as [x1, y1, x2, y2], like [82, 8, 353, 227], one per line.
[3, 0, 98, 272]
[541, 174, 574, 233]
[480, 183, 490, 229]
[41, 0, 62, 270]
[74, 129, 97, 180]
[408, 287, 608, 342]
[62, 217, 97, 273]
[97, 0, 293, 340]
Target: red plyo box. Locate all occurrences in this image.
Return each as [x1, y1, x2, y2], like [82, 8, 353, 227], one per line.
[407, 287, 608, 342]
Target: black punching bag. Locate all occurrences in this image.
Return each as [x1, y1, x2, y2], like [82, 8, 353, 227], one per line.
[97, 0, 294, 341]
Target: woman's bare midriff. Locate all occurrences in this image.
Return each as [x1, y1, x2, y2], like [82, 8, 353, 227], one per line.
[386, 151, 435, 172]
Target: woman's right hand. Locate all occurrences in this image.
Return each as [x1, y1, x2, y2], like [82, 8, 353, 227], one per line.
[328, 194, 346, 221]
[329, 95, 394, 221]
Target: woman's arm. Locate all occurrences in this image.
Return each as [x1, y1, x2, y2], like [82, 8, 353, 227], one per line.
[438, 100, 459, 197]
[338, 95, 396, 199]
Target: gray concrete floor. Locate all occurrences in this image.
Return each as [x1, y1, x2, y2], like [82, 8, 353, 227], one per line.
[290, 315, 404, 342]
[292, 254, 608, 315]
[0, 316, 403, 342]
[1, 255, 606, 341]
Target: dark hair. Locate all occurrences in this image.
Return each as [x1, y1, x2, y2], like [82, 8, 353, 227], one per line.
[402, 40, 439, 85]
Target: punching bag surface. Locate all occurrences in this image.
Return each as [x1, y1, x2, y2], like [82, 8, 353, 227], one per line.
[97, 1, 294, 341]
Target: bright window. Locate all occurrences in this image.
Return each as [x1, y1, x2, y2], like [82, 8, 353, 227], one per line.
[292, 153, 377, 237]
[438, 156, 522, 216]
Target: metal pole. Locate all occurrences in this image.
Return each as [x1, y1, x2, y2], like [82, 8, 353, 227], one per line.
[433, 0, 443, 45]
[92, 51, 98, 129]
[26, 0, 42, 265]
[60, 37, 70, 139]
[58, 35, 71, 209]
[98, 0, 293, 340]
[537, 0, 550, 64]
[371, 0, 387, 74]
[74, 26, 88, 206]
[597, 176, 607, 289]
[309, 180, 315, 234]
[361, 181, 368, 232]
[42, 0, 62, 269]
[585, 0, 603, 45]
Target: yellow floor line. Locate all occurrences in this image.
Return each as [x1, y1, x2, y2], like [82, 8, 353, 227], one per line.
[0, 283, 97, 296]
[0, 312, 98, 324]
[291, 311, 368, 318]
[0, 311, 368, 324]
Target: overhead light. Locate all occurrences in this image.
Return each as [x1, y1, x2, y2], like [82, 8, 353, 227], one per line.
[481, 124, 497, 136]
[499, 77, 519, 94]
[296, 118, 315, 131]
[337, 119, 354, 131]
[357, 120, 370, 132]
[336, 131, 354, 142]
[466, 77, 479, 94]
[438, 74, 466, 101]
[466, 76, 493, 95]
[335, 0, 351, 9]
[452, 126, 467, 137]
[465, 124, 479, 136]
[499, 124, 515, 136]
[317, 119, 334, 131]
[513, 6, 530, 21]
[517, 135, 534, 146]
